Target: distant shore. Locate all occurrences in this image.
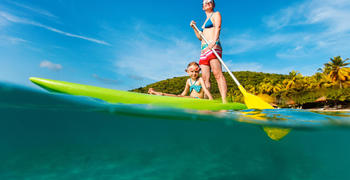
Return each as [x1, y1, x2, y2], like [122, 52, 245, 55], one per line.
[304, 108, 350, 112]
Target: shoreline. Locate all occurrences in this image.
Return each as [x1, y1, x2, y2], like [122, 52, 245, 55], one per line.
[302, 108, 350, 112]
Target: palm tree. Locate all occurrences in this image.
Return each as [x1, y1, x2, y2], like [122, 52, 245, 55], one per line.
[246, 85, 259, 95]
[258, 82, 270, 94]
[311, 72, 333, 88]
[259, 79, 283, 95]
[324, 56, 350, 88]
[283, 71, 303, 90]
[270, 81, 283, 94]
[304, 76, 319, 90]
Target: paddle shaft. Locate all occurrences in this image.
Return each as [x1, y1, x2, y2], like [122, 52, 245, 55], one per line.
[192, 24, 242, 87]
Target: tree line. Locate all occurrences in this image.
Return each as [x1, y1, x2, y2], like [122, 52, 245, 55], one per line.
[132, 56, 350, 107]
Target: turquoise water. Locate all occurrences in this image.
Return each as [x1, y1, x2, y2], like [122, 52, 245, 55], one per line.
[1, 82, 350, 180]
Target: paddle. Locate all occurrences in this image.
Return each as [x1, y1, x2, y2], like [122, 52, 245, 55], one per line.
[191, 24, 291, 141]
[191, 24, 273, 109]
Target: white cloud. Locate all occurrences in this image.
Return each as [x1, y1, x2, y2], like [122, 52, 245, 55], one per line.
[92, 74, 119, 84]
[263, 3, 310, 31]
[262, 66, 301, 75]
[0, 35, 27, 45]
[0, 35, 29, 47]
[0, 11, 110, 46]
[224, 62, 263, 72]
[294, 46, 303, 51]
[223, 61, 302, 76]
[113, 26, 199, 82]
[115, 39, 198, 81]
[224, 34, 257, 55]
[226, 0, 350, 62]
[0, 15, 7, 27]
[264, 0, 350, 59]
[224, 33, 300, 55]
[6, 1, 57, 19]
[40, 60, 62, 71]
[263, 5, 304, 31]
[306, 0, 350, 33]
[264, 0, 350, 33]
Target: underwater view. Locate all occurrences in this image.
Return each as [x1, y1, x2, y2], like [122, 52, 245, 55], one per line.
[1, 82, 350, 180]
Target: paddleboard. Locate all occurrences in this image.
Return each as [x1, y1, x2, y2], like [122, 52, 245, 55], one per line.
[30, 77, 247, 111]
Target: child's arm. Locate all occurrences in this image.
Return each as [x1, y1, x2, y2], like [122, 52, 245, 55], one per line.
[180, 79, 190, 96]
[200, 78, 213, 100]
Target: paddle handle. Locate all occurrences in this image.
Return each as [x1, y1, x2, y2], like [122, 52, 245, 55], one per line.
[191, 24, 242, 87]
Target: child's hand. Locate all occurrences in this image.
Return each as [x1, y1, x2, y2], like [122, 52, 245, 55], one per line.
[148, 88, 156, 94]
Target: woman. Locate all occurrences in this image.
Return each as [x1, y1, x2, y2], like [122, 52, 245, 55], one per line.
[190, 0, 227, 103]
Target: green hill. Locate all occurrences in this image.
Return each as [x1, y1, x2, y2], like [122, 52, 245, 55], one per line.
[132, 71, 289, 102]
[132, 69, 350, 108]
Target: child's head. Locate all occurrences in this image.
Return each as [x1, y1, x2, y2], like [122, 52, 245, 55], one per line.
[185, 62, 201, 79]
[185, 62, 201, 72]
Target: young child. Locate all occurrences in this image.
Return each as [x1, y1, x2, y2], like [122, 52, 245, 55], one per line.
[148, 62, 213, 100]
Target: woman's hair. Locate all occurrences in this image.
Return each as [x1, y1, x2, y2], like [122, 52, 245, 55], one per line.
[185, 61, 201, 72]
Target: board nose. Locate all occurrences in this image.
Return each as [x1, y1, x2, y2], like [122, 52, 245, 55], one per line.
[29, 77, 41, 84]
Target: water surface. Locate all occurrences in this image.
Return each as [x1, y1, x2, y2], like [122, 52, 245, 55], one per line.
[1, 82, 350, 180]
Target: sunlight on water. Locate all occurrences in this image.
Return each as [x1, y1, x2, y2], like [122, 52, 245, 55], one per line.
[1, 82, 350, 179]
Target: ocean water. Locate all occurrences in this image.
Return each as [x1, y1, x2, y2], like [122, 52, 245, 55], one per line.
[1, 82, 350, 180]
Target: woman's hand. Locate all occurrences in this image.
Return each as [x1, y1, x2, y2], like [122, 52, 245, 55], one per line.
[190, 20, 202, 41]
[190, 20, 196, 28]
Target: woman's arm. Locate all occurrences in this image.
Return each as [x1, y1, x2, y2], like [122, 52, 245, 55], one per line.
[208, 12, 222, 49]
[200, 78, 213, 100]
[180, 80, 190, 96]
[190, 21, 202, 41]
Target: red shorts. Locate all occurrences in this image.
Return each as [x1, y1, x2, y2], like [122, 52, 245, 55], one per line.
[199, 48, 222, 66]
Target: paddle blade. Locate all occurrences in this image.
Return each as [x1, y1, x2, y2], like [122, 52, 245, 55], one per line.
[237, 85, 290, 141]
[263, 127, 291, 141]
[238, 85, 274, 109]
[244, 93, 274, 109]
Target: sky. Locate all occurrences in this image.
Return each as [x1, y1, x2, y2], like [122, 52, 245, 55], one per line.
[1, 0, 350, 90]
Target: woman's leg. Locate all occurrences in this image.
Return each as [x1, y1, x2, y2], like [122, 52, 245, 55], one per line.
[210, 59, 227, 103]
[200, 64, 211, 99]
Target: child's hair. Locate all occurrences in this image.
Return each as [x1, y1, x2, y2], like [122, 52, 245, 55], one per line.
[185, 61, 201, 72]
